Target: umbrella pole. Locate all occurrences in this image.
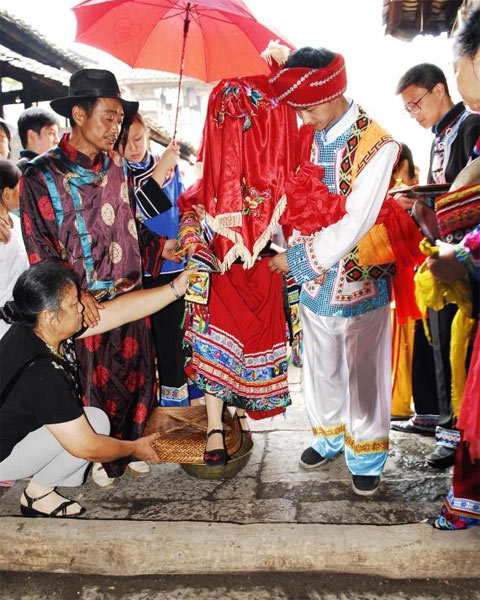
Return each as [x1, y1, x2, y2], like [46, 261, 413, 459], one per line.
[172, 3, 191, 142]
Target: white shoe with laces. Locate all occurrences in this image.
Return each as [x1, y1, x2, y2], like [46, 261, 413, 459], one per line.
[126, 461, 151, 478]
[91, 462, 117, 488]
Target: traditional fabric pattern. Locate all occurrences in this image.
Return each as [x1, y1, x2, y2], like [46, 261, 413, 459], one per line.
[312, 423, 346, 437]
[435, 426, 461, 449]
[345, 434, 389, 455]
[21, 134, 156, 478]
[435, 183, 480, 243]
[430, 110, 470, 184]
[337, 112, 370, 196]
[161, 383, 189, 407]
[342, 251, 396, 281]
[183, 259, 291, 414]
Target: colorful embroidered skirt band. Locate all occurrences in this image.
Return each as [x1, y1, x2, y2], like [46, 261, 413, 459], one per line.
[183, 258, 291, 417]
[435, 441, 480, 530]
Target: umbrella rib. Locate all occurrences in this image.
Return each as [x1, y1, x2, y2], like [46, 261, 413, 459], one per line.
[196, 9, 209, 81]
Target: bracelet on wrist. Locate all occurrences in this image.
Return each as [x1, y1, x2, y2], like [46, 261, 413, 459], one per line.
[169, 280, 181, 300]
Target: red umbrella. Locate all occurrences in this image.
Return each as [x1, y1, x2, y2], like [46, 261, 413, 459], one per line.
[73, 0, 293, 136]
[72, 0, 293, 80]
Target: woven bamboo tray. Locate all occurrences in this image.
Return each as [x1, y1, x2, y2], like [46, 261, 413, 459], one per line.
[144, 405, 242, 464]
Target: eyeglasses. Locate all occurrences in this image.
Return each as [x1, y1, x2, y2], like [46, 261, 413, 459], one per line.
[404, 88, 432, 114]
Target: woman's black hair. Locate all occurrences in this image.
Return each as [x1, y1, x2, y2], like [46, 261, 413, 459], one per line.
[115, 112, 146, 154]
[397, 143, 416, 180]
[114, 112, 148, 158]
[0, 158, 21, 194]
[454, 6, 480, 59]
[0, 260, 78, 328]
[284, 47, 336, 69]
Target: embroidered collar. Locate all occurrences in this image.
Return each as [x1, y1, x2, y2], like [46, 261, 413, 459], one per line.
[58, 133, 104, 171]
[432, 102, 466, 136]
[318, 99, 357, 144]
[19, 149, 37, 161]
[127, 150, 153, 171]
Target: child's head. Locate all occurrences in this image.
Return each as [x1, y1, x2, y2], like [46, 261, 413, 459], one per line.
[0, 158, 22, 213]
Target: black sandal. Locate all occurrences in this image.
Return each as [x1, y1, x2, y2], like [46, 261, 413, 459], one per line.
[238, 414, 252, 439]
[20, 488, 86, 518]
[204, 429, 227, 467]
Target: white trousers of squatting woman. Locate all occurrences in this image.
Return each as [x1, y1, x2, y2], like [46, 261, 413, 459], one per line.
[300, 304, 392, 476]
[0, 407, 110, 487]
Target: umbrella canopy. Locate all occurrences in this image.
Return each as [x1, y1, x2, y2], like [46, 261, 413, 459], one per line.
[72, 0, 294, 82]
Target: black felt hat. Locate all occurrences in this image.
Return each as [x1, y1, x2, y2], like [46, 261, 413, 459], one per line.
[50, 69, 139, 118]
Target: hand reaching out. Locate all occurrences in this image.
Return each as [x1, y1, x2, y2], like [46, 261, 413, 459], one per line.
[134, 433, 162, 464]
[80, 290, 105, 328]
[172, 266, 198, 297]
[162, 238, 183, 263]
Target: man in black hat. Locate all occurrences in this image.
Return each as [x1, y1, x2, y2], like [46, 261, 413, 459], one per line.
[20, 69, 178, 486]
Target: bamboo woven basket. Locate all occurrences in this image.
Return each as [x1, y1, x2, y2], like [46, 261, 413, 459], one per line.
[144, 405, 242, 464]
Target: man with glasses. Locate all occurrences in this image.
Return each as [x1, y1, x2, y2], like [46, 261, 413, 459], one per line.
[393, 63, 480, 469]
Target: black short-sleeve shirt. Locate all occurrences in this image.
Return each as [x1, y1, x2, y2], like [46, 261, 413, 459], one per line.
[0, 324, 84, 461]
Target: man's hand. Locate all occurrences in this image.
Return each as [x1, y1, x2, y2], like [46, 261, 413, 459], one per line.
[426, 241, 467, 284]
[162, 238, 182, 263]
[80, 290, 104, 328]
[133, 433, 161, 464]
[0, 215, 12, 243]
[268, 252, 289, 274]
[392, 192, 415, 211]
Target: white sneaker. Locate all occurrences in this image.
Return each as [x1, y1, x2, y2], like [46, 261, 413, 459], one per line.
[126, 461, 151, 478]
[91, 462, 117, 488]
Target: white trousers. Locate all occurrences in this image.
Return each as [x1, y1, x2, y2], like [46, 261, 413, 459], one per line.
[0, 407, 110, 487]
[301, 304, 392, 475]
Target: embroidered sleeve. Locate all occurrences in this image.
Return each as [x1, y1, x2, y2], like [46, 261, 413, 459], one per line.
[20, 166, 64, 265]
[178, 210, 204, 251]
[454, 225, 480, 280]
[286, 239, 326, 284]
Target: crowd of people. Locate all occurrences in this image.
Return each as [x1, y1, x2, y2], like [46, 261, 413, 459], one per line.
[0, 7, 478, 529]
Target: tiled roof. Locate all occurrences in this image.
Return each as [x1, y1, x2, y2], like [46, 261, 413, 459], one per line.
[0, 9, 91, 71]
[0, 44, 71, 86]
[383, 0, 463, 41]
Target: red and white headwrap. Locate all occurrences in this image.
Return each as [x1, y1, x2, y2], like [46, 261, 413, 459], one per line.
[269, 53, 347, 108]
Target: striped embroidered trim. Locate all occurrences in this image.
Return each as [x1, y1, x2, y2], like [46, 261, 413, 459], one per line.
[312, 423, 346, 437]
[271, 69, 317, 101]
[345, 435, 389, 455]
[356, 135, 393, 177]
[445, 488, 480, 518]
[310, 64, 346, 87]
[286, 87, 346, 108]
[305, 237, 326, 275]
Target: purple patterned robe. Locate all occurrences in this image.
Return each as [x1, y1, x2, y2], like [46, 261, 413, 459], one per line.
[20, 134, 156, 477]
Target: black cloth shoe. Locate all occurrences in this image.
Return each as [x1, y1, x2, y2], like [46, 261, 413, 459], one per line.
[426, 444, 457, 469]
[299, 446, 328, 469]
[390, 418, 435, 435]
[351, 475, 380, 496]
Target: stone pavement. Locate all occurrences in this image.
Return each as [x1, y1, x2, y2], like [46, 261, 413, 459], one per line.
[0, 365, 479, 579]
